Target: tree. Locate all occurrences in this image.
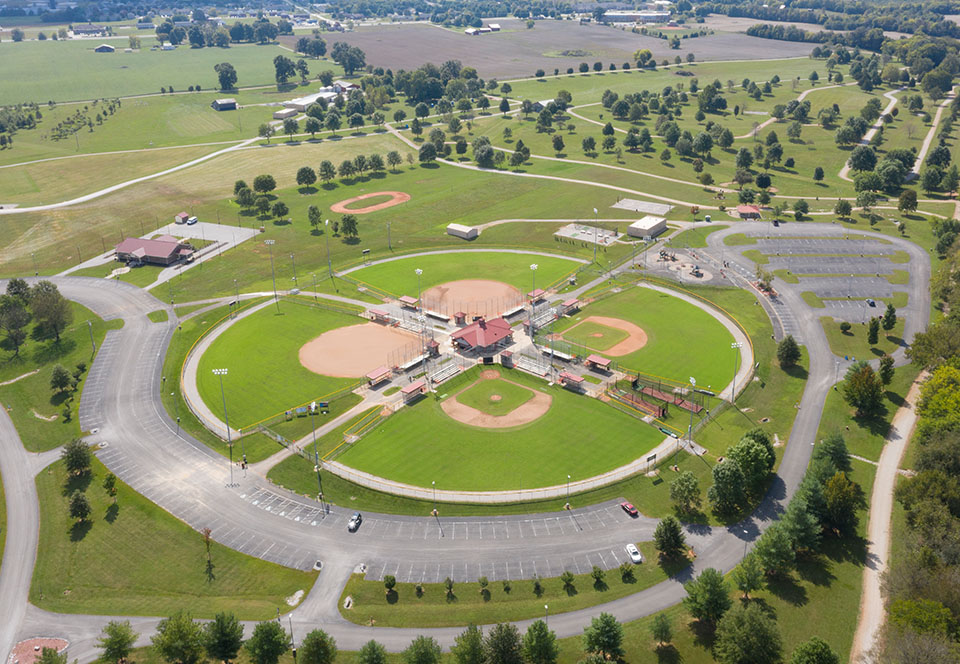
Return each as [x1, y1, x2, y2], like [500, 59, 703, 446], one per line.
[253, 174, 276, 193]
[522, 620, 557, 664]
[419, 142, 437, 163]
[582, 613, 624, 660]
[319, 161, 336, 183]
[653, 516, 687, 558]
[669, 470, 701, 513]
[357, 641, 387, 664]
[272, 202, 289, 220]
[62, 438, 91, 476]
[848, 145, 877, 172]
[152, 612, 206, 664]
[650, 613, 672, 646]
[331, 42, 366, 75]
[98, 620, 137, 664]
[898, 189, 918, 214]
[296, 167, 317, 187]
[483, 623, 522, 664]
[794, 199, 809, 220]
[386, 151, 403, 171]
[754, 522, 795, 575]
[868, 317, 880, 345]
[736, 147, 754, 170]
[203, 613, 244, 664]
[214, 62, 237, 90]
[340, 214, 359, 239]
[733, 553, 763, 599]
[451, 625, 483, 664]
[708, 459, 746, 513]
[882, 303, 897, 331]
[777, 334, 801, 368]
[31, 282, 72, 342]
[403, 636, 440, 664]
[102, 472, 117, 503]
[582, 136, 596, 153]
[338, 161, 356, 178]
[813, 166, 824, 182]
[843, 362, 884, 417]
[660, 148, 672, 163]
[245, 621, 289, 664]
[683, 568, 731, 626]
[834, 199, 852, 218]
[325, 113, 341, 135]
[714, 603, 783, 664]
[37, 649, 65, 664]
[273, 55, 296, 85]
[283, 118, 299, 140]
[50, 364, 71, 394]
[823, 471, 860, 533]
[790, 637, 839, 664]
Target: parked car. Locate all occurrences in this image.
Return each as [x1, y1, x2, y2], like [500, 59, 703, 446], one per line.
[620, 502, 638, 517]
[625, 543, 643, 563]
[866, 298, 876, 307]
[186, 216, 198, 225]
[347, 512, 362, 531]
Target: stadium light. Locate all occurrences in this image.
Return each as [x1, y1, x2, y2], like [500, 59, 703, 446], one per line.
[212, 368, 235, 486]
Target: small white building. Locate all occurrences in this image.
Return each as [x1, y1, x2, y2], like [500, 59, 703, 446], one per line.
[333, 80, 360, 93]
[627, 216, 667, 238]
[488, 23, 501, 31]
[273, 108, 299, 120]
[464, 27, 479, 35]
[446, 223, 479, 240]
[283, 89, 339, 111]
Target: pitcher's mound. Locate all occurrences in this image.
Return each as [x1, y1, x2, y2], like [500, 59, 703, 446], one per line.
[422, 279, 522, 319]
[299, 322, 421, 377]
[330, 191, 410, 214]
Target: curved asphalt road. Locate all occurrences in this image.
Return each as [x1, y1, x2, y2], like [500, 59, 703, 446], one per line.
[0, 223, 930, 661]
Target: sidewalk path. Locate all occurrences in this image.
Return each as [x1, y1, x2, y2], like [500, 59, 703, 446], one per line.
[838, 88, 902, 182]
[907, 87, 957, 180]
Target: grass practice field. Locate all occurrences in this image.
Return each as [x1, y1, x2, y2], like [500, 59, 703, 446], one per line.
[31, 457, 316, 618]
[554, 286, 735, 390]
[348, 252, 582, 297]
[457, 378, 534, 416]
[195, 300, 361, 429]
[336, 367, 664, 491]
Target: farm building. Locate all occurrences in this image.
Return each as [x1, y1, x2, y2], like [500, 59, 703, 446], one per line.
[451, 317, 514, 353]
[211, 98, 237, 111]
[627, 215, 667, 238]
[446, 223, 478, 240]
[115, 235, 193, 266]
[94, 43, 115, 53]
[73, 24, 108, 36]
[136, 21, 154, 29]
[605, 10, 671, 22]
[283, 89, 339, 112]
[736, 205, 762, 220]
[465, 27, 479, 35]
[333, 80, 360, 93]
[531, 99, 555, 112]
[174, 211, 189, 224]
[488, 23, 501, 30]
[273, 108, 299, 120]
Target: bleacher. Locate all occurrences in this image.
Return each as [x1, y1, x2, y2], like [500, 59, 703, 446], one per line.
[397, 318, 427, 334]
[531, 309, 557, 329]
[514, 354, 549, 376]
[424, 309, 450, 322]
[502, 304, 525, 319]
[430, 364, 461, 384]
[540, 346, 575, 362]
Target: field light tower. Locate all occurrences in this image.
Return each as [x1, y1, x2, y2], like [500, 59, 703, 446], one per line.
[529, 263, 538, 337]
[264, 239, 279, 313]
[212, 368, 235, 486]
[730, 342, 743, 403]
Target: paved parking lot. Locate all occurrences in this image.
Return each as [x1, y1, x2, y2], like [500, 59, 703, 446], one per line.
[766, 256, 895, 275]
[822, 299, 898, 323]
[753, 238, 895, 255]
[798, 278, 897, 299]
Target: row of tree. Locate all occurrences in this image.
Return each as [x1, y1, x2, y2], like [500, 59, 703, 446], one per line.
[0, 279, 74, 355]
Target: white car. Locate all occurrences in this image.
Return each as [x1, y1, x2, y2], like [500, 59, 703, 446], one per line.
[347, 512, 362, 532]
[186, 216, 198, 225]
[625, 543, 643, 564]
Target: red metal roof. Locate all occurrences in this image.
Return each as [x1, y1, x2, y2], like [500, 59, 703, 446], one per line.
[115, 237, 182, 261]
[450, 317, 513, 348]
[398, 295, 418, 306]
[559, 371, 583, 383]
[586, 354, 611, 367]
[527, 288, 545, 298]
[562, 298, 579, 307]
[736, 205, 761, 214]
[401, 379, 425, 395]
[366, 366, 390, 381]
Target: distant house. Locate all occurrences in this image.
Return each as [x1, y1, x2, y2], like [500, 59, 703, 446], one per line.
[73, 23, 108, 36]
[464, 27, 479, 35]
[531, 99, 555, 112]
[94, 43, 115, 53]
[488, 23, 501, 30]
[332, 80, 360, 93]
[273, 108, 298, 120]
[450, 317, 514, 354]
[136, 21, 154, 29]
[211, 98, 237, 111]
[174, 211, 189, 224]
[736, 205, 762, 220]
[283, 89, 339, 112]
[115, 235, 194, 266]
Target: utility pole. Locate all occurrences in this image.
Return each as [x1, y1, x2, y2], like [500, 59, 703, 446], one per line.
[312, 273, 318, 301]
[87, 320, 96, 354]
[264, 239, 279, 312]
[234, 279, 240, 318]
[387, 221, 391, 251]
[529, 263, 538, 338]
[730, 342, 742, 403]
[213, 368, 234, 487]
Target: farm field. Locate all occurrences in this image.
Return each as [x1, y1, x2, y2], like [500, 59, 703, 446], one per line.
[195, 300, 362, 429]
[336, 366, 665, 490]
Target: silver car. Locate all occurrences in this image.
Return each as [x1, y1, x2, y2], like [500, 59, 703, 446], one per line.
[625, 543, 643, 563]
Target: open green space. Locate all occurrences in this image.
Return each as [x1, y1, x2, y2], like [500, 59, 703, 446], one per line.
[723, 233, 757, 246]
[456, 377, 534, 416]
[196, 299, 362, 429]
[819, 316, 906, 360]
[146, 309, 168, 323]
[340, 541, 684, 627]
[31, 457, 316, 617]
[554, 285, 735, 390]
[349, 252, 581, 297]
[337, 366, 664, 491]
[668, 224, 727, 248]
[561, 319, 629, 351]
[0, 301, 123, 452]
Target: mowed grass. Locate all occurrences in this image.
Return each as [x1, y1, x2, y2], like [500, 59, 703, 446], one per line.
[555, 286, 735, 389]
[668, 225, 727, 248]
[339, 541, 684, 627]
[196, 300, 361, 429]
[0, 301, 124, 452]
[337, 367, 664, 490]
[348, 252, 582, 297]
[456, 377, 534, 416]
[561, 319, 629, 351]
[31, 457, 316, 617]
[819, 316, 907, 360]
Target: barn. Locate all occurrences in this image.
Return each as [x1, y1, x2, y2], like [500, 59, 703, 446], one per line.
[211, 98, 237, 111]
[446, 223, 478, 240]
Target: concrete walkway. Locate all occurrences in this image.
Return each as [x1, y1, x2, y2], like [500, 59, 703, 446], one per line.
[907, 86, 957, 180]
[838, 88, 903, 182]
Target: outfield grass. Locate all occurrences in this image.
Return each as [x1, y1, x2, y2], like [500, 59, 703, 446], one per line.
[561, 319, 628, 351]
[554, 286, 735, 390]
[349, 252, 582, 297]
[819, 316, 907, 360]
[196, 300, 362, 429]
[0, 301, 124, 452]
[339, 541, 686, 627]
[31, 457, 316, 618]
[456, 377, 534, 416]
[337, 366, 664, 491]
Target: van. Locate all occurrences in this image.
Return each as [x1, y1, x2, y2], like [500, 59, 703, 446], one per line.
[187, 216, 198, 225]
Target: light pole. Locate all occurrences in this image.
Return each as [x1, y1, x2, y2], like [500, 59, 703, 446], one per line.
[730, 342, 742, 403]
[312, 273, 318, 301]
[290, 253, 298, 284]
[31, 252, 38, 276]
[834, 359, 840, 389]
[324, 219, 333, 282]
[529, 263, 538, 337]
[592, 207, 599, 263]
[432, 480, 436, 514]
[87, 320, 95, 354]
[264, 239, 279, 313]
[234, 279, 240, 318]
[566, 474, 570, 502]
[687, 376, 696, 444]
[415, 268, 423, 313]
[544, 604, 549, 625]
[212, 368, 234, 486]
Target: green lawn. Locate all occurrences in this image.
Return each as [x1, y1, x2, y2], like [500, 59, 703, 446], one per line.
[819, 316, 907, 360]
[146, 309, 169, 323]
[337, 366, 664, 491]
[339, 541, 686, 627]
[196, 300, 362, 429]
[31, 457, 316, 618]
[723, 233, 757, 246]
[0, 301, 124, 452]
[554, 286, 735, 390]
[348, 252, 582, 297]
[456, 377, 534, 416]
[667, 225, 727, 248]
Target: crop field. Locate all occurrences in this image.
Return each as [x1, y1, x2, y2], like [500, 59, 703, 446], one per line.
[554, 285, 735, 389]
[196, 300, 362, 428]
[336, 367, 664, 490]
[349, 252, 582, 296]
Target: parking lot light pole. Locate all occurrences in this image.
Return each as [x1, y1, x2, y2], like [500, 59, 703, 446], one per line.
[730, 342, 743, 403]
[432, 480, 436, 513]
[264, 239, 279, 313]
[212, 368, 234, 486]
[544, 604, 549, 625]
[324, 220, 333, 281]
[291, 253, 298, 285]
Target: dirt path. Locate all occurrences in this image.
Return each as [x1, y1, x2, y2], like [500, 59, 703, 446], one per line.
[0, 369, 39, 386]
[330, 191, 411, 214]
[849, 373, 925, 662]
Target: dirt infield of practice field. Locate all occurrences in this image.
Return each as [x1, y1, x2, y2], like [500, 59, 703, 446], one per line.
[329, 191, 411, 214]
[422, 279, 523, 319]
[441, 371, 552, 428]
[563, 315, 648, 356]
[299, 322, 420, 377]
